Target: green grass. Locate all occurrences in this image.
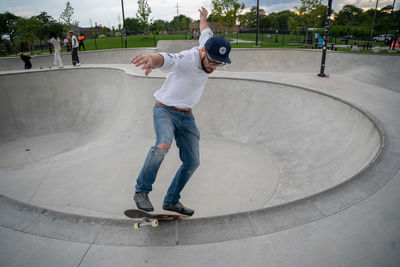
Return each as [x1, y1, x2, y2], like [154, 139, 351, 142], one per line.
[335, 47, 400, 54]
[228, 42, 306, 49]
[83, 34, 191, 51]
[3, 33, 398, 56]
[228, 32, 305, 44]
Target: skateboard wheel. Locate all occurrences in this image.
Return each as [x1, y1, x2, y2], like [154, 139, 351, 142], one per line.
[151, 219, 158, 228]
[134, 223, 140, 230]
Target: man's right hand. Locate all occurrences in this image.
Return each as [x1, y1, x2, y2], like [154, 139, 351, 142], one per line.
[131, 53, 154, 76]
[131, 53, 164, 76]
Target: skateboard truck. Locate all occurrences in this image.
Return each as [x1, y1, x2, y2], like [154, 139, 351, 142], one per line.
[124, 208, 189, 230]
[134, 218, 159, 229]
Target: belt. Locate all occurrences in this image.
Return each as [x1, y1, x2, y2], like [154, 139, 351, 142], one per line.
[156, 101, 192, 114]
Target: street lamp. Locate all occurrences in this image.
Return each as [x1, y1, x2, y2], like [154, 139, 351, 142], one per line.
[256, 0, 260, 47]
[370, 0, 379, 40]
[317, 0, 333, 78]
[121, 0, 127, 48]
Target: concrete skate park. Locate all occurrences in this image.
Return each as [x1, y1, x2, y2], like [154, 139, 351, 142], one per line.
[0, 43, 399, 266]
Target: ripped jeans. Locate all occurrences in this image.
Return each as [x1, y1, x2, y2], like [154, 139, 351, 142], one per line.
[135, 103, 200, 204]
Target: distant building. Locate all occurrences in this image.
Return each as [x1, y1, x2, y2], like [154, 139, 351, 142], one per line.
[73, 27, 113, 39]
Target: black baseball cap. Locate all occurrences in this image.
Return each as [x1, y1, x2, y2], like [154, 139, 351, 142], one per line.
[204, 36, 231, 64]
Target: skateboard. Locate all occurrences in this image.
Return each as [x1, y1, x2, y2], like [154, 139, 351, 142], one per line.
[124, 209, 189, 230]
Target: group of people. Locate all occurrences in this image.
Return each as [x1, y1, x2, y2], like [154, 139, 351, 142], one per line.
[18, 31, 82, 69]
[189, 29, 200, 40]
[63, 33, 86, 52]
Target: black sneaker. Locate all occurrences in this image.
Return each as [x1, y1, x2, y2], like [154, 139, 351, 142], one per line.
[163, 202, 194, 216]
[133, 192, 154, 212]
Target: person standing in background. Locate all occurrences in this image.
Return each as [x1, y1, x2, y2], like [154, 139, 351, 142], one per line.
[45, 35, 52, 54]
[49, 32, 64, 68]
[78, 33, 86, 51]
[69, 31, 80, 66]
[64, 37, 70, 52]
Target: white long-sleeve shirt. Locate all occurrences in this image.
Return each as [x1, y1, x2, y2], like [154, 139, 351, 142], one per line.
[154, 28, 213, 109]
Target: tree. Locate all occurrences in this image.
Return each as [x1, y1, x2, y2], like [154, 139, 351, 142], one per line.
[60, 1, 79, 30]
[294, 0, 325, 43]
[33, 12, 64, 51]
[240, 6, 266, 29]
[295, 0, 323, 29]
[288, 14, 301, 33]
[259, 15, 272, 30]
[329, 26, 347, 38]
[150, 19, 168, 34]
[334, 5, 363, 27]
[328, 4, 400, 39]
[207, 14, 219, 23]
[170, 15, 192, 31]
[15, 17, 43, 53]
[275, 10, 295, 30]
[0, 12, 19, 52]
[374, 5, 399, 33]
[136, 0, 152, 34]
[35, 11, 53, 26]
[47, 22, 65, 38]
[35, 12, 54, 42]
[101, 27, 108, 36]
[212, 0, 245, 38]
[125, 17, 143, 34]
[310, 4, 327, 28]
[298, 0, 323, 14]
[90, 20, 99, 50]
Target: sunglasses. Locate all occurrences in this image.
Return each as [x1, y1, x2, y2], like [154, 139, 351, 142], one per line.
[205, 52, 226, 66]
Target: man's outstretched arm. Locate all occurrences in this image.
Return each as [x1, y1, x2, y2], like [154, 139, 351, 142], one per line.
[199, 7, 209, 33]
[130, 53, 164, 76]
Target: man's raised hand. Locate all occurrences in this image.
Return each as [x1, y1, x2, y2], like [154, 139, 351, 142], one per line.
[199, 7, 208, 21]
[198, 7, 209, 32]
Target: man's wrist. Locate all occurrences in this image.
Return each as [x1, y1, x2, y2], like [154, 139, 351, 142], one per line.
[151, 53, 164, 68]
[149, 55, 155, 68]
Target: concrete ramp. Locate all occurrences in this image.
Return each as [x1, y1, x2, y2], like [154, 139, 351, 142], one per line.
[156, 40, 200, 53]
[223, 49, 400, 92]
[2, 47, 398, 92]
[0, 67, 381, 218]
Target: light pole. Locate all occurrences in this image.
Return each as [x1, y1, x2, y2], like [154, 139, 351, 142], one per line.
[255, 0, 260, 47]
[318, 0, 333, 78]
[121, 0, 127, 48]
[370, 0, 379, 40]
[391, 0, 396, 15]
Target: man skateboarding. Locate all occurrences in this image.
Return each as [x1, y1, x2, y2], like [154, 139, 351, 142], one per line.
[130, 7, 231, 216]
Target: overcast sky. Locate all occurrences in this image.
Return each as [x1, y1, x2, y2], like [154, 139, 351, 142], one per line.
[0, 0, 398, 28]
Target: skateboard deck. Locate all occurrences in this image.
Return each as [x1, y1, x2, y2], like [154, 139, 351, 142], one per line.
[124, 208, 189, 229]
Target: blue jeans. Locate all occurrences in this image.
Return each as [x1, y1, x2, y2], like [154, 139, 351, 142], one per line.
[135, 103, 200, 204]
